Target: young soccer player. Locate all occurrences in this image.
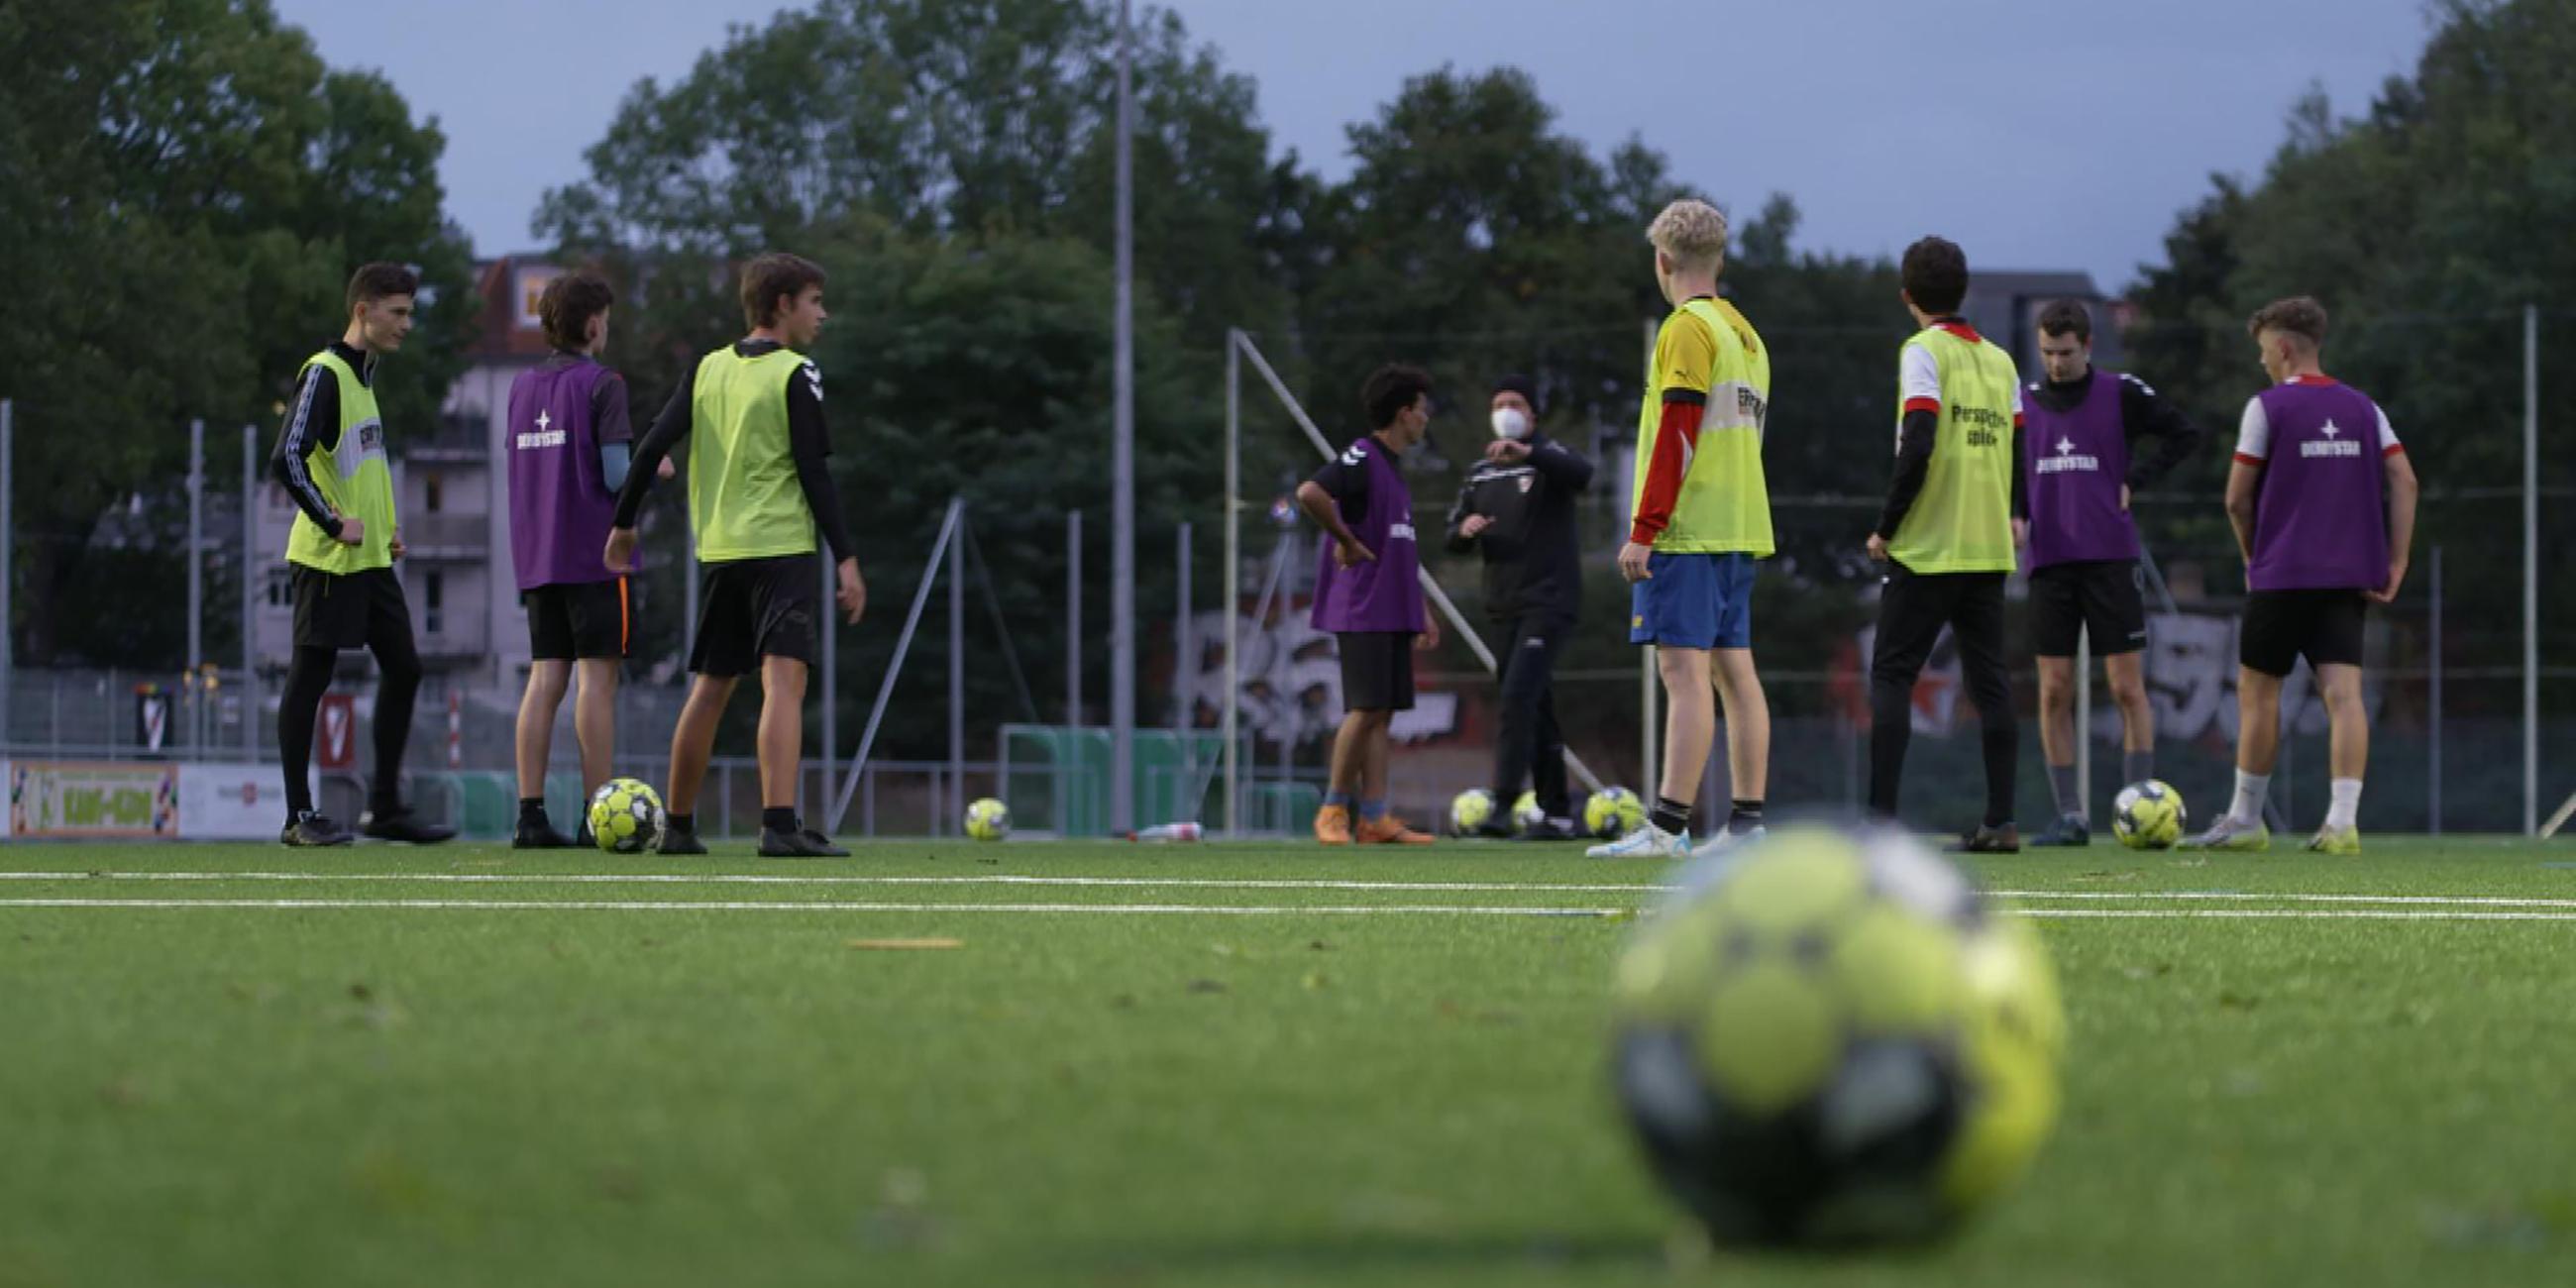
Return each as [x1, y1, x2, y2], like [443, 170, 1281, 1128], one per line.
[1443, 375, 1592, 840]
[2183, 296, 2415, 854]
[607, 253, 867, 858]
[269, 262, 456, 847]
[1298, 364, 1443, 846]
[1591, 198, 1773, 861]
[1866, 237, 2023, 852]
[506, 270, 637, 847]
[2018, 300, 2204, 845]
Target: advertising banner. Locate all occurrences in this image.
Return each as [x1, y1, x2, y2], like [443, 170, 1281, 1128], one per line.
[176, 764, 316, 841]
[8, 761, 180, 839]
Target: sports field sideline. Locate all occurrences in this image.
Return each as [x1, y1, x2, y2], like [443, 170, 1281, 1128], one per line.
[3, 837, 2571, 1287]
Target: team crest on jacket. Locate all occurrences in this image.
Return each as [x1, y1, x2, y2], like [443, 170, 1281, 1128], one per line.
[1517, 476, 1534, 493]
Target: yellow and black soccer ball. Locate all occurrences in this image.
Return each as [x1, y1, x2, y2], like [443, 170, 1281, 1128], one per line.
[587, 778, 666, 855]
[1584, 787, 1647, 838]
[1609, 823, 2066, 1246]
[2111, 780, 2187, 850]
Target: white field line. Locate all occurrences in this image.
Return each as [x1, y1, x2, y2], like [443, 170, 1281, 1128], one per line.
[1, 871, 2574, 911]
[2, 897, 2576, 921]
[0, 898, 1623, 917]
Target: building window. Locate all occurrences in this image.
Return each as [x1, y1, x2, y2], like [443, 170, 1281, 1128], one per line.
[424, 473, 443, 512]
[267, 569, 291, 606]
[424, 571, 444, 636]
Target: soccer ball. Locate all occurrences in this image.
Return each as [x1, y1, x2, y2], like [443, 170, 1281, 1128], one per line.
[587, 778, 665, 854]
[1450, 789, 1497, 835]
[1584, 787, 1647, 838]
[2112, 780, 2188, 849]
[964, 797, 1011, 841]
[1610, 823, 2066, 1246]
[1511, 790, 1547, 833]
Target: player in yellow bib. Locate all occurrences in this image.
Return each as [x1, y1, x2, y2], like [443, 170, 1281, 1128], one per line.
[268, 263, 455, 847]
[1864, 237, 2025, 851]
[609, 253, 868, 857]
[1590, 199, 1773, 861]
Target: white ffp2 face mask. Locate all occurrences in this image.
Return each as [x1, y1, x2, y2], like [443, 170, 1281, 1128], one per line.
[1490, 407, 1532, 440]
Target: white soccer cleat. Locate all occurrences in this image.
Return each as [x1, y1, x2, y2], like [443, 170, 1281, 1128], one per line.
[1587, 822, 1689, 860]
[2178, 814, 2270, 852]
[1689, 823, 1767, 861]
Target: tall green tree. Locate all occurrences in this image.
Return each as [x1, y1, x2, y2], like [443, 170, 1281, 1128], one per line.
[2124, 0, 2576, 679]
[0, 0, 472, 666]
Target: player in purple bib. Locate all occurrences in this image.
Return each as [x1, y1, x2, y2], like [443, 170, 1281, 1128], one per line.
[2184, 297, 2418, 854]
[2016, 300, 2203, 845]
[1296, 365, 1443, 846]
[503, 271, 640, 847]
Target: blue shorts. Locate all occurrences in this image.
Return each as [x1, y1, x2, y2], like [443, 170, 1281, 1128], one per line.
[1629, 552, 1756, 649]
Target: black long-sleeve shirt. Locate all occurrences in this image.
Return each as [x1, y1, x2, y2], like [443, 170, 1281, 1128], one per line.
[2020, 367, 2204, 510]
[611, 340, 854, 559]
[269, 339, 374, 538]
[1442, 434, 1592, 621]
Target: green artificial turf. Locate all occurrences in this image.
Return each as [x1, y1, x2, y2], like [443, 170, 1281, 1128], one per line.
[1, 836, 2571, 1287]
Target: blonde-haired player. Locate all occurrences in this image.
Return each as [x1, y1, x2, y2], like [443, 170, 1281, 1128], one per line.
[1591, 199, 1774, 859]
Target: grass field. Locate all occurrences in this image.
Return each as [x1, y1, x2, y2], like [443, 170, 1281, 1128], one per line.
[2, 833, 2573, 1287]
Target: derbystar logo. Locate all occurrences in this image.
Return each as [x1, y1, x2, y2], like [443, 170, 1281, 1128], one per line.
[515, 409, 567, 450]
[2300, 418, 2364, 458]
[2035, 435, 2099, 475]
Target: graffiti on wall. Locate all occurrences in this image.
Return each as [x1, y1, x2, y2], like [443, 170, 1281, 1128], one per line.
[1176, 607, 1461, 746]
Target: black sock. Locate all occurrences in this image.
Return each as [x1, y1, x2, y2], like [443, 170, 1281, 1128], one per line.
[668, 813, 695, 834]
[762, 806, 797, 832]
[518, 798, 547, 825]
[1729, 799, 1764, 833]
[1651, 796, 1691, 837]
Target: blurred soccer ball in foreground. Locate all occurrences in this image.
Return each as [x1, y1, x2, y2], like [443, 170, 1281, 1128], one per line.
[588, 778, 665, 854]
[1609, 823, 2065, 1246]
[1449, 789, 1496, 835]
[1584, 787, 1647, 838]
[964, 797, 1012, 841]
[2111, 780, 2187, 850]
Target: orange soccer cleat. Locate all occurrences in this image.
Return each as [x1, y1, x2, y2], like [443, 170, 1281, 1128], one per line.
[1313, 804, 1353, 845]
[1356, 813, 1435, 845]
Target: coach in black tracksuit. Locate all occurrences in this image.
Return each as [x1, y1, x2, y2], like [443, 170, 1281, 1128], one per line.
[1445, 375, 1592, 839]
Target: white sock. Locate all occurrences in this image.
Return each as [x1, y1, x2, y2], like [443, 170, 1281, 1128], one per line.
[2325, 778, 2362, 830]
[2229, 771, 2271, 826]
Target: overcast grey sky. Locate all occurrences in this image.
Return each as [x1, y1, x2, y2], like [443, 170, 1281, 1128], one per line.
[274, 0, 2432, 291]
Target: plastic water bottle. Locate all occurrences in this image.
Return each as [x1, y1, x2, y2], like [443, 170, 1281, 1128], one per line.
[1131, 822, 1203, 843]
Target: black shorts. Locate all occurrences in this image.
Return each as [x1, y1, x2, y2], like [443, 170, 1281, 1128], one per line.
[525, 578, 631, 661]
[2241, 589, 2368, 678]
[290, 565, 413, 652]
[2029, 560, 2148, 658]
[1337, 631, 1416, 712]
[691, 554, 819, 677]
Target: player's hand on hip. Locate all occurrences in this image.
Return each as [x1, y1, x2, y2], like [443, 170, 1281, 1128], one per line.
[837, 557, 867, 623]
[1334, 537, 1375, 569]
[2369, 559, 2408, 604]
[387, 527, 405, 560]
[334, 514, 365, 547]
[1617, 541, 1654, 583]
[603, 527, 638, 573]
[1865, 533, 1889, 563]
[1459, 514, 1491, 539]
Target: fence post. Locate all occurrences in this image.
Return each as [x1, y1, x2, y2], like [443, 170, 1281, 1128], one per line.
[188, 420, 204, 755]
[242, 424, 260, 761]
[1, 399, 13, 752]
[2429, 544, 2443, 835]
